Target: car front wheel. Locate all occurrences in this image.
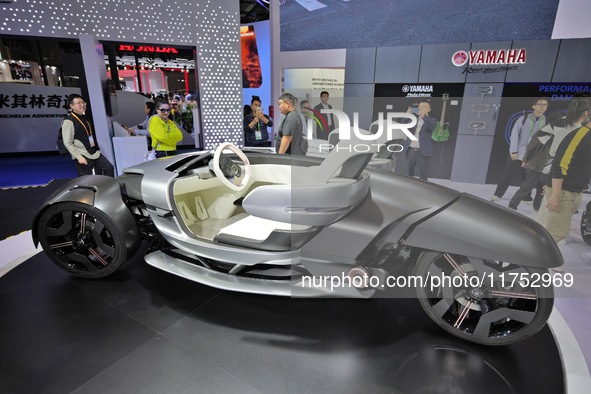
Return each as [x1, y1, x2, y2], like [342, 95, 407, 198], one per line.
[37, 202, 128, 278]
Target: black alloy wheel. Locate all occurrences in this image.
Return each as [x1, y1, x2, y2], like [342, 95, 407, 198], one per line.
[37, 202, 128, 278]
[415, 251, 553, 346]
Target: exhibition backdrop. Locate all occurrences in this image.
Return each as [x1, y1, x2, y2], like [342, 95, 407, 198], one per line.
[0, 84, 81, 153]
[373, 83, 465, 180]
[344, 37, 591, 183]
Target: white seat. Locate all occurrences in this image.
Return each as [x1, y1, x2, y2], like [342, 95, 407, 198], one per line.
[217, 215, 310, 241]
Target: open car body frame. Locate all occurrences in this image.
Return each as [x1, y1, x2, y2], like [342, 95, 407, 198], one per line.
[32, 131, 563, 346]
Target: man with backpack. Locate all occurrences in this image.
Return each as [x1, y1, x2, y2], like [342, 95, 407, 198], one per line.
[60, 94, 114, 177]
[491, 98, 548, 202]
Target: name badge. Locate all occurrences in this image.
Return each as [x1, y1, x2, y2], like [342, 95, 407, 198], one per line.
[255, 131, 262, 140]
[88, 135, 96, 147]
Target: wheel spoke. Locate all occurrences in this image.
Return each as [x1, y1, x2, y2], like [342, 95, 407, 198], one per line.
[467, 257, 527, 280]
[431, 298, 453, 318]
[45, 211, 73, 237]
[471, 307, 536, 339]
[89, 247, 109, 266]
[65, 251, 100, 272]
[453, 300, 473, 329]
[491, 290, 537, 300]
[50, 240, 74, 249]
[79, 213, 87, 235]
[91, 221, 115, 256]
[443, 253, 465, 276]
[92, 221, 105, 237]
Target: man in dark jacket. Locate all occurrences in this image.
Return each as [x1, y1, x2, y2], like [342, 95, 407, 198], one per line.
[313, 91, 334, 140]
[508, 114, 554, 210]
[402, 101, 437, 181]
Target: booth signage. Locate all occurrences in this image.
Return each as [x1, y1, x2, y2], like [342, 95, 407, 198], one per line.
[452, 49, 527, 67]
[401, 85, 434, 98]
[0, 83, 81, 153]
[118, 45, 178, 54]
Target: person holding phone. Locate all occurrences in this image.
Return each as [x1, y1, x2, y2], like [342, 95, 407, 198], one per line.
[244, 95, 273, 147]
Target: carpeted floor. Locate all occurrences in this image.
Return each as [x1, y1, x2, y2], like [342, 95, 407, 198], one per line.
[0, 179, 72, 240]
[0, 154, 77, 188]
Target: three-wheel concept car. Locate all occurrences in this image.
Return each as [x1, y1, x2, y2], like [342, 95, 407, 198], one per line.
[33, 131, 563, 346]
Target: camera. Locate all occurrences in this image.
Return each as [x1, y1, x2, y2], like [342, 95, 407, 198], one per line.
[256, 107, 262, 113]
[410, 104, 419, 115]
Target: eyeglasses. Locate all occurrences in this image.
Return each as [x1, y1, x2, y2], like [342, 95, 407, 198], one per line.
[158, 108, 171, 112]
[72, 101, 86, 106]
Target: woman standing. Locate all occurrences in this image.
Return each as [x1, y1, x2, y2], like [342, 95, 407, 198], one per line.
[148, 98, 183, 158]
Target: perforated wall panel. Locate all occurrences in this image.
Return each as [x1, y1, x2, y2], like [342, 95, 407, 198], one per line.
[1, 0, 243, 149]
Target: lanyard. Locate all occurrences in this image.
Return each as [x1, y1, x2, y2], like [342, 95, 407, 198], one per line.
[71, 113, 92, 136]
[529, 114, 544, 135]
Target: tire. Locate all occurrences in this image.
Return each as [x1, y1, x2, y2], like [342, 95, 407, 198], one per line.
[581, 201, 591, 247]
[415, 251, 553, 346]
[37, 202, 130, 278]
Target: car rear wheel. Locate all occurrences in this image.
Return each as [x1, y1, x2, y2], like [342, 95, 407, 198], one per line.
[37, 202, 128, 278]
[415, 251, 553, 346]
[581, 201, 591, 246]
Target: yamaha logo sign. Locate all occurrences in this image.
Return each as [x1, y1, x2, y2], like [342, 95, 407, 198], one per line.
[452, 49, 527, 67]
[402, 85, 434, 98]
[452, 51, 469, 67]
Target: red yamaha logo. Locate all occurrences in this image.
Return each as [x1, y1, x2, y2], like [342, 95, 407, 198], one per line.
[452, 51, 468, 67]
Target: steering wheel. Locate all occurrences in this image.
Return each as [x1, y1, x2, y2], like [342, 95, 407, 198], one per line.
[213, 143, 251, 191]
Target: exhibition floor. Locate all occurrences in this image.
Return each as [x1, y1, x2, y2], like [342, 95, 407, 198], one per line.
[0, 159, 590, 393]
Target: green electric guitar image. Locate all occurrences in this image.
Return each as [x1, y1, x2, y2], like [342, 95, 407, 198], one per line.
[432, 93, 450, 142]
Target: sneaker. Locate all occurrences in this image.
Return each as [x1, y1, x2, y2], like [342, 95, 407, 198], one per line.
[522, 198, 533, 205]
[491, 196, 500, 202]
[508, 204, 517, 210]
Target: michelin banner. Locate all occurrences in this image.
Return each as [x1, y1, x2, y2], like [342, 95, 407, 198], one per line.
[0, 83, 81, 153]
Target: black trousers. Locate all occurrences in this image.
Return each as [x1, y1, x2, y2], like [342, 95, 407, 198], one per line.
[155, 150, 177, 158]
[74, 154, 114, 177]
[406, 148, 429, 181]
[494, 155, 524, 198]
[509, 169, 545, 208]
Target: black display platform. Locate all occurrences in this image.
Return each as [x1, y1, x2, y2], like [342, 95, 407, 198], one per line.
[0, 245, 565, 394]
